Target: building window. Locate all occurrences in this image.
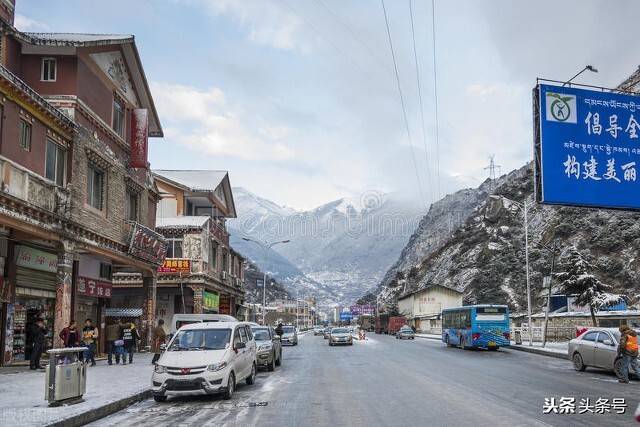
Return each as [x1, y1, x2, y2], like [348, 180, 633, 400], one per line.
[125, 190, 139, 222]
[209, 242, 217, 270]
[45, 139, 66, 186]
[87, 164, 104, 210]
[99, 263, 112, 280]
[166, 238, 183, 258]
[112, 98, 125, 137]
[19, 119, 31, 151]
[41, 58, 56, 81]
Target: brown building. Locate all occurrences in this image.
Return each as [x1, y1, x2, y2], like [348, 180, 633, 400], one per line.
[150, 170, 245, 324]
[0, 4, 165, 365]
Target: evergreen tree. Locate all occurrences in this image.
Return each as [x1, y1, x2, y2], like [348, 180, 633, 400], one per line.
[555, 246, 626, 327]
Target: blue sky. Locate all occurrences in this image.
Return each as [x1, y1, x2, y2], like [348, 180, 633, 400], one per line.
[15, 0, 640, 210]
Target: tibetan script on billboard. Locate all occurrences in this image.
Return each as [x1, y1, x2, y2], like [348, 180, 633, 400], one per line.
[130, 109, 148, 168]
[158, 259, 191, 273]
[77, 276, 112, 298]
[128, 222, 167, 266]
[536, 83, 640, 209]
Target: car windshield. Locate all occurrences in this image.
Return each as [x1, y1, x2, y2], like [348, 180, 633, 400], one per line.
[283, 326, 295, 333]
[169, 328, 231, 351]
[251, 328, 271, 341]
[332, 328, 348, 334]
[401, 328, 413, 332]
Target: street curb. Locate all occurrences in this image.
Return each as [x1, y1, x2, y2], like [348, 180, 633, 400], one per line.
[415, 335, 440, 341]
[415, 335, 569, 360]
[507, 345, 569, 360]
[45, 389, 151, 427]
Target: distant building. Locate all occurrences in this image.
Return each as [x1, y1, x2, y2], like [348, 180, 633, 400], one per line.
[397, 285, 463, 333]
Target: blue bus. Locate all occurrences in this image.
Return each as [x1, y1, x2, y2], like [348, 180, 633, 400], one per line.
[441, 305, 510, 350]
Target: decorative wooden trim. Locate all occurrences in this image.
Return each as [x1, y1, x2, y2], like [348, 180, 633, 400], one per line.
[84, 146, 113, 171]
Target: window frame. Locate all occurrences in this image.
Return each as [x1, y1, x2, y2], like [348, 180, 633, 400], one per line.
[87, 163, 105, 210]
[41, 57, 57, 82]
[112, 97, 125, 138]
[165, 238, 184, 259]
[125, 190, 139, 222]
[45, 138, 66, 186]
[19, 119, 31, 152]
[99, 263, 112, 280]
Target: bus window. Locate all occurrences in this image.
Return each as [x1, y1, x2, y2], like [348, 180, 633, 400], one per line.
[475, 307, 507, 322]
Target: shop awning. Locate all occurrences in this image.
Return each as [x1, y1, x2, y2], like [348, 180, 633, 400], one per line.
[105, 308, 143, 318]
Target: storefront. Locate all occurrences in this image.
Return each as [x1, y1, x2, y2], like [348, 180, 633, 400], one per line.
[7, 245, 58, 364]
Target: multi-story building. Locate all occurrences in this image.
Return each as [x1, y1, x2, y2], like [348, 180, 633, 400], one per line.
[0, 2, 165, 364]
[151, 170, 245, 324]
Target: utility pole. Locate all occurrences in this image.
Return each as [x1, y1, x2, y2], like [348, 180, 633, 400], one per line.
[524, 199, 533, 346]
[542, 238, 558, 347]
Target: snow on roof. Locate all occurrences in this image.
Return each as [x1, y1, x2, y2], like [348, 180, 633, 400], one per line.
[23, 32, 133, 45]
[153, 170, 228, 192]
[526, 310, 640, 318]
[156, 216, 210, 229]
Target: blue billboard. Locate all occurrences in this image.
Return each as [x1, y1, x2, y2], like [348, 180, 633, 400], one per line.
[537, 83, 640, 209]
[340, 312, 353, 321]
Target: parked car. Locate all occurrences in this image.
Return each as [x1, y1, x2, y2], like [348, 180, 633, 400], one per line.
[396, 326, 415, 340]
[280, 325, 298, 346]
[568, 327, 638, 378]
[152, 321, 257, 402]
[250, 324, 282, 371]
[329, 327, 353, 346]
[313, 326, 325, 336]
[323, 327, 332, 339]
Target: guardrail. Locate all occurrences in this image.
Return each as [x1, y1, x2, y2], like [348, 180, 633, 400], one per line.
[512, 326, 576, 342]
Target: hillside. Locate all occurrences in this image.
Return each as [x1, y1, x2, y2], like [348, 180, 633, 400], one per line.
[377, 163, 640, 312]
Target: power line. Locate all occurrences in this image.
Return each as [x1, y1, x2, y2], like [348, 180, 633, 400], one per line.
[380, 0, 426, 208]
[409, 0, 432, 203]
[430, 0, 442, 198]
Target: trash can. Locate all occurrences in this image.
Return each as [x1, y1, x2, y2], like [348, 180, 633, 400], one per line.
[44, 347, 88, 407]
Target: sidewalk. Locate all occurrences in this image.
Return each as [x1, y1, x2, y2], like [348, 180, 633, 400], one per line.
[414, 333, 570, 359]
[0, 353, 154, 427]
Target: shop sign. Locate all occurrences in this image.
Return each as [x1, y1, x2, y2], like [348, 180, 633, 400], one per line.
[203, 291, 219, 311]
[130, 109, 148, 168]
[15, 246, 57, 273]
[158, 258, 190, 274]
[77, 276, 112, 298]
[349, 305, 375, 316]
[128, 222, 167, 266]
[219, 295, 231, 314]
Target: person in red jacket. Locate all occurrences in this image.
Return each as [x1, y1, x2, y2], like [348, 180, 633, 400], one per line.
[59, 320, 80, 348]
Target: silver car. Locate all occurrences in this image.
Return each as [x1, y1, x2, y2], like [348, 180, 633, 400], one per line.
[280, 325, 298, 346]
[396, 326, 415, 340]
[568, 327, 638, 377]
[251, 325, 282, 371]
[328, 327, 353, 346]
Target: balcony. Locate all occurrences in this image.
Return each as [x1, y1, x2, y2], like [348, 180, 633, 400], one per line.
[0, 156, 70, 217]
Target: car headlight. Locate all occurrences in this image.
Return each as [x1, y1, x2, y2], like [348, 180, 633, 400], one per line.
[154, 365, 167, 374]
[207, 361, 227, 372]
[258, 343, 273, 351]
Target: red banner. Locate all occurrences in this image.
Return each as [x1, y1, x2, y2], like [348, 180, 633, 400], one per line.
[158, 259, 191, 273]
[77, 276, 112, 298]
[130, 109, 148, 168]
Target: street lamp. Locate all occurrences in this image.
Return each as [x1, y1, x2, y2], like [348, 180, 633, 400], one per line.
[242, 237, 290, 325]
[508, 197, 533, 346]
[562, 65, 598, 87]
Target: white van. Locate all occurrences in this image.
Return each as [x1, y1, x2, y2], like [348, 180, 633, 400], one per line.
[170, 314, 237, 335]
[152, 321, 257, 401]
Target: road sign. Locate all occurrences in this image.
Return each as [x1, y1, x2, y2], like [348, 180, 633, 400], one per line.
[535, 83, 640, 210]
[340, 312, 353, 321]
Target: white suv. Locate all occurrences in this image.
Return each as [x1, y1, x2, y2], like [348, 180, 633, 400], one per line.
[152, 321, 257, 402]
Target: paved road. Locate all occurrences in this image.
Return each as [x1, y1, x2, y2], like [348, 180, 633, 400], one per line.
[91, 333, 639, 427]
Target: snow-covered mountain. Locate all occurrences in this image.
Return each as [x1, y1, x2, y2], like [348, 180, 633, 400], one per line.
[228, 188, 425, 306]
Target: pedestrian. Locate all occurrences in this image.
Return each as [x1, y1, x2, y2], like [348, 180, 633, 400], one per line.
[275, 323, 284, 337]
[411, 325, 417, 333]
[151, 319, 166, 365]
[29, 318, 47, 370]
[59, 320, 79, 348]
[617, 324, 639, 383]
[82, 319, 98, 366]
[122, 322, 140, 364]
[105, 319, 122, 365]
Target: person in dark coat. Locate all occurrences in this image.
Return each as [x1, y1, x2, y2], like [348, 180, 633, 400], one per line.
[59, 320, 80, 348]
[151, 319, 166, 365]
[29, 318, 47, 370]
[121, 322, 140, 364]
[275, 323, 284, 337]
[105, 319, 123, 365]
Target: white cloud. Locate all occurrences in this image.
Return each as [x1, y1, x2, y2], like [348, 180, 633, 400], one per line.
[182, 0, 306, 51]
[14, 14, 49, 31]
[151, 81, 294, 161]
